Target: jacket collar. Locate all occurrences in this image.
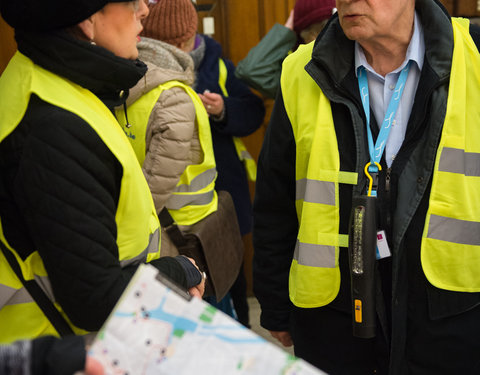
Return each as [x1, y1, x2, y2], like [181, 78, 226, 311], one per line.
[306, 0, 453, 97]
[15, 29, 148, 109]
[197, 34, 222, 71]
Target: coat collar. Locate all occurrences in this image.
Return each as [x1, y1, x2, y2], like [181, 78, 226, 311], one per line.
[15, 29, 148, 109]
[306, 0, 453, 97]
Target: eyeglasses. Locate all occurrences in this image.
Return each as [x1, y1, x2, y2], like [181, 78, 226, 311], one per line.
[122, 0, 141, 12]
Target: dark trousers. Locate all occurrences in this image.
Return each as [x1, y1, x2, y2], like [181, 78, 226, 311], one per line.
[405, 293, 480, 375]
[290, 290, 480, 375]
[404, 260, 480, 375]
[230, 262, 250, 328]
[290, 305, 389, 375]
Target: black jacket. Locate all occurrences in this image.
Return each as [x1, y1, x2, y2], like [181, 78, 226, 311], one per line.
[0, 30, 188, 332]
[253, 0, 480, 373]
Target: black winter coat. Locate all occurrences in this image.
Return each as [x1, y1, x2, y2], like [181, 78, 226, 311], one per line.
[0, 30, 188, 332]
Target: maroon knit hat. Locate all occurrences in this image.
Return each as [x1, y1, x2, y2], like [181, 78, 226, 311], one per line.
[293, 0, 336, 34]
[141, 0, 198, 46]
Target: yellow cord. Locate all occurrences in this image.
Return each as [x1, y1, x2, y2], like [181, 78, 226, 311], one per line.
[364, 162, 382, 196]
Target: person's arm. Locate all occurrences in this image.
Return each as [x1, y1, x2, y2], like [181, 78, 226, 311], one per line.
[142, 86, 196, 212]
[209, 59, 265, 137]
[0, 339, 31, 375]
[0, 335, 97, 375]
[253, 90, 297, 334]
[13, 100, 197, 331]
[235, 21, 297, 99]
[31, 335, 88, 375]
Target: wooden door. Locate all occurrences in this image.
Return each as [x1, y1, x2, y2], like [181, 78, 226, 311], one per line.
[223, 0, 294, 296]
[456, 0, 480, 16]
[0, 15, 16, 74]
[195, 0, 295, 296]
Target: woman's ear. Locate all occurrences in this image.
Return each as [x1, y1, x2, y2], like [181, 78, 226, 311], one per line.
[177, 36, 195, 53]
[77, 16, 96, 42]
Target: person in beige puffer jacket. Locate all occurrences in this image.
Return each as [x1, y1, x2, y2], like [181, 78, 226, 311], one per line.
[126, 37, 204, 256]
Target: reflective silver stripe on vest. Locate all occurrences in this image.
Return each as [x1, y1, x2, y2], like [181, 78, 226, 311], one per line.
[439, 147, 480, 176]
[0, 275, 54, 308]
[34, 275, 55, 302]
[239, 150, 253, 161]
[173, 168, 217, 193]
[0, 284, 34, 307]
[120, 228, 160, 268]
[165, 190, 215, 210]
[427, 214, 480, 246]
[296, 179, 335, 206]
[293, 240, 336, 268]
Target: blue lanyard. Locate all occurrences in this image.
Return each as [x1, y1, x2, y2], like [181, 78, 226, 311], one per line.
[357, 61, 411, 195]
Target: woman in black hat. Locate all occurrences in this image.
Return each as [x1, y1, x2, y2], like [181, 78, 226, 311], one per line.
[0, 0, 204, 349]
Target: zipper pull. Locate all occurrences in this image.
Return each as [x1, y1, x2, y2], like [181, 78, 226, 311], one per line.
[385, 168, 391, 193]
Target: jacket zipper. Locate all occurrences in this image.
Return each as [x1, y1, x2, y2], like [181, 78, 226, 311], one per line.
[385, 167, 392, 229]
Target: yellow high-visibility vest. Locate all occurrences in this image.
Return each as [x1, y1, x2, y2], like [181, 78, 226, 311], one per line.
[116, 80, 218, 225]
[218, 58, 257, 181]
[421, 18, 480, 292]
[281, 42, 357, 307]
[0, 52, 161, 343]
[281, 18, 480, 308]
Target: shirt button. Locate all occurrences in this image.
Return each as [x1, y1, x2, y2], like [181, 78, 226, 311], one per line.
[389, 84, 395, 90]
[392, 120, 396, 126]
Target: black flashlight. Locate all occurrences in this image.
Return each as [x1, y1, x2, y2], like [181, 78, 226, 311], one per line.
[348, 194, 377, 338]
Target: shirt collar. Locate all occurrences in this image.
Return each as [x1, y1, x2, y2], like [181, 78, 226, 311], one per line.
[354, 11, 425, 77]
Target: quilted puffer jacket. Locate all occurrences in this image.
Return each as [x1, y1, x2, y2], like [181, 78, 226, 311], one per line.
[130, 38, 202, 213]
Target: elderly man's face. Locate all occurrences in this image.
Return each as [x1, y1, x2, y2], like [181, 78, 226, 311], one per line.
[336, 0, 415, 44]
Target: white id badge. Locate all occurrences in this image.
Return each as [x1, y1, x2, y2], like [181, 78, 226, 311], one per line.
[376, 230, 391, 259]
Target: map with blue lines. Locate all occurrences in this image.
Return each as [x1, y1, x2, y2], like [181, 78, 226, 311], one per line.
[89, 264, 325, 375]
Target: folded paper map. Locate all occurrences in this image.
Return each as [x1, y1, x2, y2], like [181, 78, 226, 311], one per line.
[89, 264, 326, 375]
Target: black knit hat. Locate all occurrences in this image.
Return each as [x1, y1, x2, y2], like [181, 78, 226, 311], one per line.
[0, 0, 136, 31]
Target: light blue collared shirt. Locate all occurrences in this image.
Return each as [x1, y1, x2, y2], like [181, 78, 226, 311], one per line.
[354, 12, 425, 167]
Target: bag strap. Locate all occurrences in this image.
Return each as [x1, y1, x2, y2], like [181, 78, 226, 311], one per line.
[0, 240, 74, 337]
[158, 207, 188, 247]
